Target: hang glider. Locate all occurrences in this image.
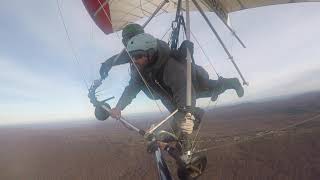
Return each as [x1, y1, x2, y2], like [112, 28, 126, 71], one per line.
[80, 1, 320, 179]
[82, 0, 320, 35]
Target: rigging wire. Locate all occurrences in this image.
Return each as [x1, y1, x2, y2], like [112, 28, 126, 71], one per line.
[196, 112, 320, 153]
[96, 0, 169, 129]
[175, 11, 223, 153]
[57, 0, 170, 130]
[172, 10, 221, 153]
[179, 23, 222, 152]
[56, 0, 89, 90]
[190, 30, 220, 77]
[160, 25, 172, 41]
[58, 4, 320, 176]
[191, 97, 220, 152]
[189, 21, 242, 152]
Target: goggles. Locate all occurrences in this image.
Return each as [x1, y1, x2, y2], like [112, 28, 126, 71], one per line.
[129, 51, 147, 60]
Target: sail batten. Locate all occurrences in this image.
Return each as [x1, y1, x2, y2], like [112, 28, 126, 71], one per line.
[82, 0, 320, 35]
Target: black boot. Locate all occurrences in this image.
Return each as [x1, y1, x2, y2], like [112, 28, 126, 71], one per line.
[211, 77, 244, 101]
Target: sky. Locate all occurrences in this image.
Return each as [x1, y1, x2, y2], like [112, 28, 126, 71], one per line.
[0, 1, 320, 125]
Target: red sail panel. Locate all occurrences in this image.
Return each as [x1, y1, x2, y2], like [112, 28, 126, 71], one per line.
[82, 0, 113, 35]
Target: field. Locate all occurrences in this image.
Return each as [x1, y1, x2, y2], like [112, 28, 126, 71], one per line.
[1, 92, 320, 180]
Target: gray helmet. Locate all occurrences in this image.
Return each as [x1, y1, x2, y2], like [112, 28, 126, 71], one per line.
[122, 23, 144, 45]
[127, 33, 157, 55]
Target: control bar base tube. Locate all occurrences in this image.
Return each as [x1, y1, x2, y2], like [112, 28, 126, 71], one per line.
[148, 109, 179, 134]
[101, 105, 142, 134]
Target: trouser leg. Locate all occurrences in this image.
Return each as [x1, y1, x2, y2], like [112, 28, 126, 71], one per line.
[194, 64, 244, 100]
[210, 77, 244, 101]
[196, 76, 244, 101]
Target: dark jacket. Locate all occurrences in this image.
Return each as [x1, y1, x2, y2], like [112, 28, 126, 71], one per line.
[103, 40, 209, 112]
[116, 39, 178, 110]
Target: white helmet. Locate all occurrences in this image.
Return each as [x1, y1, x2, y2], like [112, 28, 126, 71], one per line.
[126, 33, 157, 54]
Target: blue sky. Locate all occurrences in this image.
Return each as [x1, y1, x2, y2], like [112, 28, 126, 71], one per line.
[0, 1, 320, 125]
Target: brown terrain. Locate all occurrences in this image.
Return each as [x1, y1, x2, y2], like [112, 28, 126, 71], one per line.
[1, 92, 320, 180]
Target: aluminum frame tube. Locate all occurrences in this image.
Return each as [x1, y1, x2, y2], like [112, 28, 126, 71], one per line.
[101, 105, 140, 133]
[148, 109, 178, 134]
[155, 148, 173, 180]
[191, 0, 248, 85]
[185, 0, 192, 106]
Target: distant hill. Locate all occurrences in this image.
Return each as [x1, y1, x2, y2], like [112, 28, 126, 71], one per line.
[126, 91, 320, 124]
[1, 91, 319, 180]
[205, 90, 320, 118]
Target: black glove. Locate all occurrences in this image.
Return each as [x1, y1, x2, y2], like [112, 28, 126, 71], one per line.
[146, 140, 158, 153]
[99, 61, 112, 80]
[178, 40, 194, 59]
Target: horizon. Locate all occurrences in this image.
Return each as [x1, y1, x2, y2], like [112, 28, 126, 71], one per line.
[2, 89, 319, 126]
[1, 2, 320, 125]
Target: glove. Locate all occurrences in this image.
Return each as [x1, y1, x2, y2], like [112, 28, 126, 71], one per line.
[178, 40, 194, 59]
[180, 113, 195, 134]
[92, 79, 102, 88]
[110, 107, 121, 120]
[144, 131, 154, 141]
[99, 61, 112, 80]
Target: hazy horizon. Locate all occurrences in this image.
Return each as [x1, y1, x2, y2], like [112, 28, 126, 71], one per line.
[1, 2, 320, 125]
